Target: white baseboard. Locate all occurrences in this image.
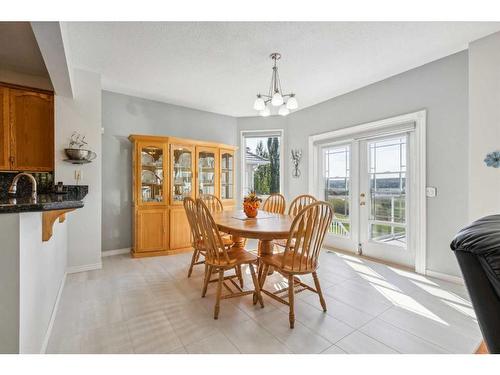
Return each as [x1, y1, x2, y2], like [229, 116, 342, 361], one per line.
[102, 248, 130, 257]
[425, 270, 464, 285]
[40, 271, 67, 354]
[66, 262, 102, 274]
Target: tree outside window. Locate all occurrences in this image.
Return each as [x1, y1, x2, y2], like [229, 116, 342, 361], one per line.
[244, 136, 280, 197]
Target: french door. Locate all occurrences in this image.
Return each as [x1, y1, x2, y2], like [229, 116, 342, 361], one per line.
[321, 132, 415, 268]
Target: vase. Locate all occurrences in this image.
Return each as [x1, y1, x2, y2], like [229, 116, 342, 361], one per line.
[244, 205, 258, 218]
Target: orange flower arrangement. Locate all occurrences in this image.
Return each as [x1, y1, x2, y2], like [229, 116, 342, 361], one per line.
[243, 191, 262, 218]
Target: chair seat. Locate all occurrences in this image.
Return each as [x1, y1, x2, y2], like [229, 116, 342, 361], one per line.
[260, 252, 317, 274]
[207, 247, 257, 268]
[196, 235, 233, 249]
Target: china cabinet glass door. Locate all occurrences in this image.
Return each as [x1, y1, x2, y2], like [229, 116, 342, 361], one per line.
[220, 150, 234, 201]
[171, 145, 194, 204]
[139, 144, 165, 204]
[197, 147, 218, 197]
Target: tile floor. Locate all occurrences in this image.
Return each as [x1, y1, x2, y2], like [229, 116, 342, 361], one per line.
[47, 248, 481, 354]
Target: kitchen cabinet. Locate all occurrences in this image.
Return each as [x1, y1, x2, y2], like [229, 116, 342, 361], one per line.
[0, 83, 54, 172]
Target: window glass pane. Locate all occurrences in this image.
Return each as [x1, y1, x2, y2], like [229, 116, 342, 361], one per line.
[140, 146, 163, 203]
[198, 151, 216, 196]
[370, 224, 406, 247]
[172, 147, 193, 202]
[323, 145, 350, 237]
[368, 136, 407, 247]
[243, 136, 280, 197]
[220, 152, 233, 199]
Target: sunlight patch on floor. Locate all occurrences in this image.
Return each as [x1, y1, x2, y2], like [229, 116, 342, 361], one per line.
[335, 253, 364, 263]
[344, 259, 384, 279]
[387, 266, 439, 286]
[411, 281, 472, 307]
[441, 299, 477, 320]
[358, 273, 403, 292]
[372, 285, 449, 325]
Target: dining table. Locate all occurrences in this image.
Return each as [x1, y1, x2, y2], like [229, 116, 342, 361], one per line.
[211, 209, 297, 304]
[211, 209, 294, 257]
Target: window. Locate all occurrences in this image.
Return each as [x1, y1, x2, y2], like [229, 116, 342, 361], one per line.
[368, 136, 407, 247]
[323, 144, 350, 237]
[241, 131, 283, 198]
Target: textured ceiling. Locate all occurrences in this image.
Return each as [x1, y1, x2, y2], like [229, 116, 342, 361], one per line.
[0, 22, 49, 77]
[64, 22, 500, 117]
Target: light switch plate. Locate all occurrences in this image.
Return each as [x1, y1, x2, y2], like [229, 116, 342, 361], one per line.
[426, 186, 437, 197]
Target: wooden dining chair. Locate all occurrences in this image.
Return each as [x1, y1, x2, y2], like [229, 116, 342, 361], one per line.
[288, 194, 317, 217]
[184, 197, 242, 285]
[262, 193, 286, 214]
[184, 197, 205, 278]
[259, 201, 333, 328]
[198, 194, 244, 286]
[197, 199, 264, 319]
[200, 194, 224, 213]
[274, 194, 318, 249]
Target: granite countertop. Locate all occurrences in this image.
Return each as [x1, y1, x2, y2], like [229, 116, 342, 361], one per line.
[0, 186, 88, 214]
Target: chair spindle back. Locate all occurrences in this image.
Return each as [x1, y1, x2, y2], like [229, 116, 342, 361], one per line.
[288, 194, 317, 217]
[184, 197, 203, 249]
[196, 199, 231, 266]
[200, 194, 224, 213]
[262, 193, 286, 214]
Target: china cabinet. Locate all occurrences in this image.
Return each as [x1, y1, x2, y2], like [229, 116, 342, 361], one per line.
[129, 134, 237, 257]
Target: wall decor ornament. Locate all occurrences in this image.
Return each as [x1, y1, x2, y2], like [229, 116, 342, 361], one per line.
[63, 131, 97, 164]
[484, 151, 500, 168]
[291, 149, 302, 178]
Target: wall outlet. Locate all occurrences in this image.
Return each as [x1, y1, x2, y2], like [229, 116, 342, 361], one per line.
[426, 186, 437, 197]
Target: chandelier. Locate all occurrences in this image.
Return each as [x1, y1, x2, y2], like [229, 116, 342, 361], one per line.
[253, 52, 298, 117]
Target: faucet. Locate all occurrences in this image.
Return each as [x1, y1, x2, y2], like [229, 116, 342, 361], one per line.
[9, 173, 37, 199]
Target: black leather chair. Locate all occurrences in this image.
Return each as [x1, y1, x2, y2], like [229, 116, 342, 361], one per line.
[451, 214, 500, 353]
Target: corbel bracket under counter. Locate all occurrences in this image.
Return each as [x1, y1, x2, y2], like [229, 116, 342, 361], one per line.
[42, 208, 75, 241]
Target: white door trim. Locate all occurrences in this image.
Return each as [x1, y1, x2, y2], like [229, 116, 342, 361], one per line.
[308, 110, 427, 274]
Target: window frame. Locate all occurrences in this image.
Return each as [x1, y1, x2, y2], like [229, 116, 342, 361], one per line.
[240, 129, 285, 199]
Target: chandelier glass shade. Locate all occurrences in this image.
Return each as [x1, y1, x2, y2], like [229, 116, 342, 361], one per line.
[253, 53, 297, 116]
[278, 104, 289, 116]
[259, 105, 271, 117]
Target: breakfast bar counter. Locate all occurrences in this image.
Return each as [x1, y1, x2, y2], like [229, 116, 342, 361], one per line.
[0, 186, 88, 214]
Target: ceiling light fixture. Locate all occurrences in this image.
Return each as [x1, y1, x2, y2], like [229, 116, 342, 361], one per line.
[253, 52, 297, 116]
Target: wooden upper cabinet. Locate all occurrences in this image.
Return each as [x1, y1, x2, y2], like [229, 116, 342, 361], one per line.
[9, 88, 54, 171]
[0, 87, 9, 170]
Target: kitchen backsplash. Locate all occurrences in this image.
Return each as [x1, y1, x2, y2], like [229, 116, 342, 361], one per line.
[0, 172, 54, 199]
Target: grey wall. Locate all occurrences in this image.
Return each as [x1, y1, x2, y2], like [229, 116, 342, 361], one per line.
[238, 51, 469, 277]
[468, 32, 500, 220]
[102, 91, 238, 251]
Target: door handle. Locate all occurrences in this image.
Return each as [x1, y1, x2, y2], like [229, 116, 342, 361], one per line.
[360, 193, 366, 206]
